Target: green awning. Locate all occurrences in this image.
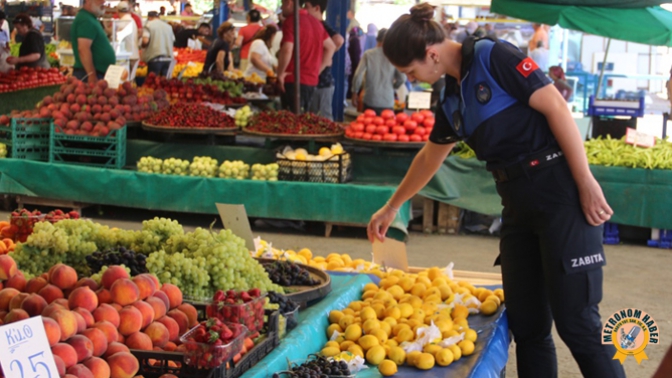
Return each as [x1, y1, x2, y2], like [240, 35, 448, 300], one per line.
[527, 0, 667, 7]
[491, 0, 672, 46]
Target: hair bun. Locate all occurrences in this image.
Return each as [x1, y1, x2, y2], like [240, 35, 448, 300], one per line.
[410, 3, 435, 22]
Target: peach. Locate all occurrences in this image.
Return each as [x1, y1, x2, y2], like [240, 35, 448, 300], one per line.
[66, 334, 94, 362]
[38, 284, 65, 304]
[125, 331, 153, 350]
[143, 321, 169, 348]
[107, 352, 139, 378]
[159, 375, 178, 378]
[68, 286, 99, 312]
[118, 306, 142, 336]
[0, 254, 17, 280]
[8, 292, 29, 310]
[53, 298, 69, 308]
[103, 342, 130, 359]
[20, 293, 48, 316]
[111, 303, 122, 311]
[4, 308, 29, 324]
[75, 277, 99, 291]
[177, 303, 199, 327]
[66, 364, 94, 378]
[49, 309, 78, 341]
[151, 290, 170, 310]
[92, 303, 120, 327]
[0, 309, 6, 320]
[64, 375, 78, 378]
[0, 288, 20, 311]
[52, 342, 78, 368]
[96, 288, 112, 304]
[117, 333, 125, 343]
[167, 309, 189, 336]
[146, 273, 160, 289]
[156, 316, 179, 342]
[132, 275, 156, 300]
[73, 307, 95, 327]
[131, 300, 154, 329]
[146, 296, 167, 320]
[81, 328, 108, 357]
[53, 355, 66, 377]
[160, 283, 182, 310]
[49, 264, 78, 290]
[42, 316, 62, 346]
[73, 311, 87, 333]
[111, 279, 140, 306]
[5, 271, 26, 291]
[164, 341, 177, 351]
[92, 320, 119, 344]
[84, 357, 111, 378]
[101, 265, 129, 290]
[25, 276, 48, 293]
[42, 302, 67, 317]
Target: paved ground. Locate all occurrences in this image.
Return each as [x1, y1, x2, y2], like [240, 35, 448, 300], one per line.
[5, 207, 670, 377]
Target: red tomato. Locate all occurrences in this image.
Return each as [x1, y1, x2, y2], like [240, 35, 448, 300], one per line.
[365, 124, 377, 134]
[373, 117, 385, 126]
[376, 125, 389, 135]
[356, 114, 366, 122]
[420, 109, 434, 118]
[423, 117, 435, 128]
[353, 131, 364, 139]
[422, 134, 429, 141]
[364, 109, 377, 117]
[383, 133, 398, 141]
[372, 134, 383, 141]
[409, 134, 422, 142]
[385, 119, 397, 128]
[350, 122, 365, 132]
[411, 112, 425, 123]
[396, 113, 409, 124]
[414, 126, 426, 136]
[392, 126, 406, 135]
[398, 134, 410, 142]
[362, 132, 373, 140]
[403, 120, 418, 132]
[381, 109, 395, 120]
[345, 130, 354, 138]
[363, 117, 374, 125]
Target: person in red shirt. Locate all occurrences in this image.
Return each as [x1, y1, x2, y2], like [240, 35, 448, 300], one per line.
[128, 0, 142, 30]
[235, 9, 262, 72]
[277, 0, 336, 113]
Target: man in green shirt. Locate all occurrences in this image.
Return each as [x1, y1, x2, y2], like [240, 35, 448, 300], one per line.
[71, 0, 116, 84]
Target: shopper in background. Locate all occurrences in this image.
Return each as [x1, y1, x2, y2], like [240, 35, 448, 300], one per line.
[370, 4, 624, 378]
[116, 2, 140, 76]
[7, 14, 49, 69]
[351, 28, 405, 115]
[530, 40, 549, 72]
[347, 26, 362, 100]
[549, 66, 573, 102]
[181, 3, 197, 26]
[305, 0, 344, 120]
[235, 9, 263, 72]
[363, 23, 377, 53]
[452, 21, 477, 43]
[529, 23, 549, 51]
[71, 0, 116, 83]
[204, 22, 235, 74]
[142, 11, 175, 76]
[174, 22, 212, 49]
[277, 0, 335, 113]
[484, 23, 497, 38]
[0, 11, 10, 73]
[128, 0, 143, 30]
[244, 26, 277, 80]
[159, 6, 166, 16]
[345, 9, 359, 34]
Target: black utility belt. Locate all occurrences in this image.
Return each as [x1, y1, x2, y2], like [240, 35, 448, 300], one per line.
[491, 148, 565, 183]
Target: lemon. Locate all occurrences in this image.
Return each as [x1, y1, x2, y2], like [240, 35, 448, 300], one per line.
[398, 303, 414, 319]
[437, 285, 453, 300]
[360, 307, 377, 322]
[410, 283, 427, 297]
[387, 346, 406, 365]
[329, 310, 344, 324]
[374, 291, 391, 301]
[385, 306, 401, 320]
[383, 317, 398, 327]
[477, 289, 493, 302]
[385, 339, 399, 348]
[453, 317, 469, 330]
[362, 290, 378, 300]
[449, 344, 462, 360]
[372, 304, 386, 319]
[452, 304, 469, 319]
[381, 276, 400, 288]
[424, 344, 442, 355]
[494, 288, 505, 303]
[392, 323, 410, 336]
[358, 335, 380, 351]
[295, 152, 307, 161]
[395, 328, 415, 343]
[366, 345, 386, 365]
[364, 283, 379, 292]
[431, 277, 447, 287]
[458, 340, 475, 356]
[378, 359, 398, 376]
[341, 254, 353, 265]
[321, 346, 341, 357]
[480, 300, 498, 316]
[406, 351, 422, 367]
[325, 341, 340, 349]
[415, 353, 435, 370]
[319, 147, 332, 157]
[443, 329, 460, 339]
[342, 308, 355, 316]
[348, 344, 364, 358]
[398, 277, 415, 292]
[297, 248, 313, 260]
[340, 340, 354, 351]
[416, 276, 432, 287]
[349, 301, 363, 311]
[331, 144, 344, 154]
[339, 315, 355, 330]
[344, 324, 362, 341]
[485, 294, 501, 306]
[435, 348, 454, 367]
[464, 328, 478, 343]
[426, 267, 442, 280]
[327, 324, 342, 338]
[386, 285, 405, 300]
[379, 320, 392, 336]
[435, 319, 454, 334]
[371, 329, 388, 344]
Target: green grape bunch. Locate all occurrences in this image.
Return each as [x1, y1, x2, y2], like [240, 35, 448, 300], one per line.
[162, 158, 190, 175]
[137, 156, 164, 173]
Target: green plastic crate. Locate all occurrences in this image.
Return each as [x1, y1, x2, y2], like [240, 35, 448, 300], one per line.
[49, 125, 127, 169]
[0, 117, 51, 161]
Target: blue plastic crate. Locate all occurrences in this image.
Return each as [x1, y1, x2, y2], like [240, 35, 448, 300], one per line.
[603, 222, 620, 245]
[647, 229, 672, 249]
[0, 117, 51, 161]
[49, 125, 127, 169]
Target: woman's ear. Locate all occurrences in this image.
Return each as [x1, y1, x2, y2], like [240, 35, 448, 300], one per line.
[426, 47, 440, 64]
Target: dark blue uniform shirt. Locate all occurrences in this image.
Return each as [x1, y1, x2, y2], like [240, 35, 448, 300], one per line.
[429, 37, 557, 170]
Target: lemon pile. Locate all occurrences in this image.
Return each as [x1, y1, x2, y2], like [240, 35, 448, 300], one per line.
[319, 267, 504, 375]
[174, 62, 203, 77]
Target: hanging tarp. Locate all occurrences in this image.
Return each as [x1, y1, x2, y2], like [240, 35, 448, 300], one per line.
[525, 0, 667, 7]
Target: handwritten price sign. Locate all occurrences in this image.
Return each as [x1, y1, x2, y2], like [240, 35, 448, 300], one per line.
[0, 317, 59, 378]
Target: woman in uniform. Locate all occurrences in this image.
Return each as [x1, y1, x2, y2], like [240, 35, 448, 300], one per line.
[366, 4, 626, 378]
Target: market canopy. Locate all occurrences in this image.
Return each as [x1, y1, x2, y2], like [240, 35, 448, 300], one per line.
[490, 0, 672, 46]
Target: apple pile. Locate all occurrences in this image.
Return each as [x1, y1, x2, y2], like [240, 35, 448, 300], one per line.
[142, 72, 246, 106]
[0, 67, 66, 92]
[345, 109, 435, 143]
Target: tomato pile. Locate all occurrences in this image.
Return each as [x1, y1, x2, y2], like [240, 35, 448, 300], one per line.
[181, 318, 246, 369]
[0, 67, 66, 92]
[146, 103, 236, 129]
[142, 73, 246, 105]
[345, 109, 435, 143]
[247, 111, 342, 135]
[174, 47, 207, 64]
[207, 289, 266, 335]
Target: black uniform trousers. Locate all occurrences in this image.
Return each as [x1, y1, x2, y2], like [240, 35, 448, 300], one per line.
[495, 160, 626, 378]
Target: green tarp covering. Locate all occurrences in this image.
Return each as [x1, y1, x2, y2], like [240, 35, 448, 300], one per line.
[0, 85, 61, 115]
[490, 0, 672, 46]
[528, 0, 667, 7]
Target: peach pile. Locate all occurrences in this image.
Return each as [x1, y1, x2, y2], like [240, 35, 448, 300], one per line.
[0, 256, 199, 378]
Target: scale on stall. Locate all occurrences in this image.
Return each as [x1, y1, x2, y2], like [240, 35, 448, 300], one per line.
[587, 95, 645, 139]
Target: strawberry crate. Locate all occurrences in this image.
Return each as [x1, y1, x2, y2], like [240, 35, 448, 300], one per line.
[49, 125, 126, 169]
[0, 117, 51, 161]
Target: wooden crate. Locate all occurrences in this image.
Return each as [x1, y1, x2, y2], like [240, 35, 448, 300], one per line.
[418, 197, 462, 235]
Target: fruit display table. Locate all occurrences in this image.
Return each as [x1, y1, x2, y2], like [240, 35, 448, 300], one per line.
[240, 273, 509, 378]
[0, 84, 61, 114]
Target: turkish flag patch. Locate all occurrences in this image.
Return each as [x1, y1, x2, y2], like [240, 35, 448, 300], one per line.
[516, 57, 539, 78]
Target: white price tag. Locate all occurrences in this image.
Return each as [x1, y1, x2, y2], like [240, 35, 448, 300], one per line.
[104, 65, 128, 89]
[216, 203, 256, 251]
[625, 127, 656, 148]
[0, 317, 60, 378]
[407, 92, 432, 110]
[372, 238, 409, 272]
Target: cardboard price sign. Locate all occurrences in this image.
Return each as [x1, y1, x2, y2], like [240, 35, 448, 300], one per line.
[625, 127, 656, 148]
[0, 317, 60, 378]
[407, 92, 432, 110]
[372, 238, 409, 271]
[216, 203, 255, 251]
[103, 65, 129, 89]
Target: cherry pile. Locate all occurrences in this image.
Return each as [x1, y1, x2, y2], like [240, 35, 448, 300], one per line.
[182, 318, 246, 369]
[247, 111, 342, 135]
[145, 103, 236, 129]
[264, 260, 319, 287]
[142, 72, 247, 105]
[206, 289, 266, 335]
